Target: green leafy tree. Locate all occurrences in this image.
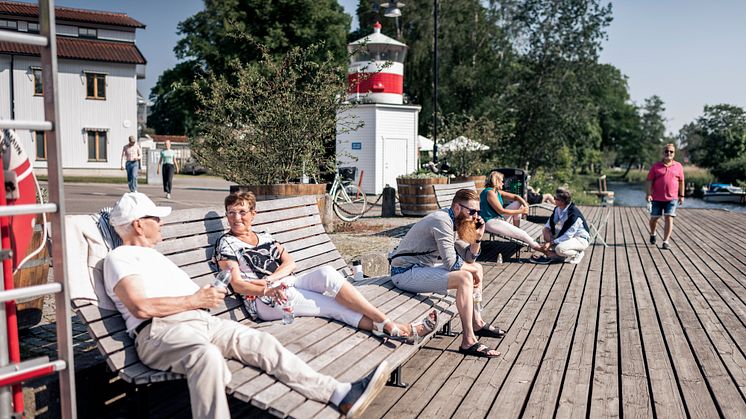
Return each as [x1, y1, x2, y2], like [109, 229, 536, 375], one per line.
[500, 0, 612, 173]
[687, 104, 746, 182]
[149, 0, 351, 135]
[190, 44, 355, 185]
[639, 95, 667, 167]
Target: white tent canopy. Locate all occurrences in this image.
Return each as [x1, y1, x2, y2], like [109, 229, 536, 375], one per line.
[439, 135, 490, 153]
[417, 135, 434, 151]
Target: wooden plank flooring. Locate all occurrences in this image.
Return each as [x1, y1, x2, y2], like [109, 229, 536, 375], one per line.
[84, 207, 745, 418]
[363, 207, 746, 419]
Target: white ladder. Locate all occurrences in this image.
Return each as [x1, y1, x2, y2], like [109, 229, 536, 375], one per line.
[0, 0, 76, 417]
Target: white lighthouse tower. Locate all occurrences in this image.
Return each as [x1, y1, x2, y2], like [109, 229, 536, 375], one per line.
[337, 22, 421, 195]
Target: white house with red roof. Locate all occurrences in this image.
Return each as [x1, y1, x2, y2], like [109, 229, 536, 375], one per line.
[0, 0, 146, 175]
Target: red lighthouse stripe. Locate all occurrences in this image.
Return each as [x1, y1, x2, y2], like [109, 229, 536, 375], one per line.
[348, 73, 403, 95]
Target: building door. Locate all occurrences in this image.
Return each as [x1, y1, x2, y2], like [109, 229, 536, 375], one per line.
[383, 137, 408, 190]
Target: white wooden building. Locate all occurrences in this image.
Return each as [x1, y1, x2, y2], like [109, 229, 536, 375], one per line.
[0, 1, 145, 176]
[337, 103, 420, 195]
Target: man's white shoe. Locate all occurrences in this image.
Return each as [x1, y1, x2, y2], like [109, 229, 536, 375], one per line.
[569, 251, 585, 264]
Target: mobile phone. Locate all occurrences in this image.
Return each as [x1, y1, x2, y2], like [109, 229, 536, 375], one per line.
[475, 220, 484, 229]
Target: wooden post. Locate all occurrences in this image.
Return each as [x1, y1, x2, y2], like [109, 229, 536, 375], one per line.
[321, 193, 335, 233]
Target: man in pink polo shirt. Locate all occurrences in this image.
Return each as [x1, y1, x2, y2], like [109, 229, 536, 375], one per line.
[646, 143, 685, 250]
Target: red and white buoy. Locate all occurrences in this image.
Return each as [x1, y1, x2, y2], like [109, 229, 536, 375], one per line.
[347, 22, 407, 105]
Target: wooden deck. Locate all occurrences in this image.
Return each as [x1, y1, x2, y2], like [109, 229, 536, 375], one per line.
[38, 206, 745, 418]
[364, 206, 746, 419]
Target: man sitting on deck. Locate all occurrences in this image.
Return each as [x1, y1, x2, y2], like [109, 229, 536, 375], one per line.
[531, 187, 590, 265]
[102, 192, 388, 419]
[389, 189, 503, 358]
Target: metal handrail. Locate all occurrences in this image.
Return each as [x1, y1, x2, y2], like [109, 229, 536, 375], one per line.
[0, 360, 66, 388]
[0, 203, 57, 217]
[0, 30, 47, 46]
[0, 120, 53, 131]
[0, 283, 62, 304]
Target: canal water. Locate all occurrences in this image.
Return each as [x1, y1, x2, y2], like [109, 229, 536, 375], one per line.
[609, 181, 746, 213]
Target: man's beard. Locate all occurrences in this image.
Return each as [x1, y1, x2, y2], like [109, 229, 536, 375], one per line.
[455, 213, 480, 244]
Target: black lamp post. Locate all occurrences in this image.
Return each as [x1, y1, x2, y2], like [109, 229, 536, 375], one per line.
[432, 0, 439, 162]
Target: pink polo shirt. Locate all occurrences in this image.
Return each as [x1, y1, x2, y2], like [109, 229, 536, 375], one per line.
[647, 160, 684, 201]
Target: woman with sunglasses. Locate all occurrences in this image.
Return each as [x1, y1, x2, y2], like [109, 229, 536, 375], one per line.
[213, 192, 437, 344]
[480, 171, 543, 252]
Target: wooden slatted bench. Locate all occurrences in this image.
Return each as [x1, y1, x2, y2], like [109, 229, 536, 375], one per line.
[65, 195, 456, 418]
[432, 181, 478, 210]
[432, 181, 543, 258]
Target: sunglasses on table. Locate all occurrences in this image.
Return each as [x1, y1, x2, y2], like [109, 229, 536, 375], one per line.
[458, 203, 479, 216]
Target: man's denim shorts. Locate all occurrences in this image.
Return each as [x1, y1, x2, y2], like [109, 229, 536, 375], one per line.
[650, 200, 677, 218]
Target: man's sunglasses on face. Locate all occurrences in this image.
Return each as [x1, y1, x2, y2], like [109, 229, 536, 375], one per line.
[664, 150, 675, 154]
[140, 216, 161, 223]
[458, 203, 479, 216]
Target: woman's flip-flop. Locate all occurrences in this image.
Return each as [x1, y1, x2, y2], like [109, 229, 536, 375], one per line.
[458, 342, 500, 358]
[475, 324, 505, 338]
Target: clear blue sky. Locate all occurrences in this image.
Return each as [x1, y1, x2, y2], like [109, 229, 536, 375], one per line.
[20, 0, 746, 134]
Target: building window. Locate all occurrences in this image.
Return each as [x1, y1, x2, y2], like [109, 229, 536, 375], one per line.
[27, 22, 40, 33]
[85, 73, 106, 99]
[34, 131, 47, 161]
[87, 131, 107, 162]
[78, 27, 97, 38]
[0, 19, 18, 30]
[32, 68, 43, 96]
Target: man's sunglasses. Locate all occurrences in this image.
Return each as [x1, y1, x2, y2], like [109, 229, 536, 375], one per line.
[140, 216, 161, 223]
[664, 150, 675, 154]
[458, 203, 479, 216]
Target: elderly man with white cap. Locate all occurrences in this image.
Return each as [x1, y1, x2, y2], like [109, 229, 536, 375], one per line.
[103, 192, 388, 419]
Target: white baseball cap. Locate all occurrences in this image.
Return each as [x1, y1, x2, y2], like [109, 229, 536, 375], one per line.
[110, 192, 172, 226]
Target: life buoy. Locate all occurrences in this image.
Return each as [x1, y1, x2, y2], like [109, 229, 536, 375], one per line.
[2, 129, 40, 271]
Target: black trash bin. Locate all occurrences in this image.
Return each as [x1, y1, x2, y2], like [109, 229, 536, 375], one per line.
[493, 168, 528, 200]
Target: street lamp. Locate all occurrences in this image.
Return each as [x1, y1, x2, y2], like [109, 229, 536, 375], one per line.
[432, 0, 439, 162]
[380, 2, 404, 38]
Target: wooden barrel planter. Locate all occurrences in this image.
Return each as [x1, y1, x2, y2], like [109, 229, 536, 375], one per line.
[229, 183, 328, 214]
[396, 177, 448, 216]
[14, 219, 51, 330]
[453, 175, 486, 189]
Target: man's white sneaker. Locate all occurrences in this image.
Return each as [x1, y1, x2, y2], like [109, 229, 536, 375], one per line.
[166, 193, 171, 199]
[569, 251, 585, 264]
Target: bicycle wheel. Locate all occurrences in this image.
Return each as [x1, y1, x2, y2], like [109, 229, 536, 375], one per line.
[333, 184, 367, 222]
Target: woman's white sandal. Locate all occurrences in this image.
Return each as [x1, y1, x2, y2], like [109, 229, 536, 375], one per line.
[372, 318, 407, 342]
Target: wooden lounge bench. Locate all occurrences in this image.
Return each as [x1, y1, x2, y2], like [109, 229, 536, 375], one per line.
[64, 195, 456, 418]
[432, 181, 542, 258]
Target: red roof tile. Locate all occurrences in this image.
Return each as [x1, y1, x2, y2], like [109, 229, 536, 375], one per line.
[152, 135, 188, 143]
[0, 1, 145, 28]
[0, 36, 146, 64]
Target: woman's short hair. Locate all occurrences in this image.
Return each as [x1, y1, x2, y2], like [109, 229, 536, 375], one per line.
[485, 171, 504, 188]
[224, 191, 256, 211]
[452, 189, 479, 205]
[554, 187, 572, 204]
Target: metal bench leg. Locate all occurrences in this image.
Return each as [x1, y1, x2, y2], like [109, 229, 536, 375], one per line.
[127, 384, 149, 419]
[437, 319, 458, 337]
[387, 366, 407, 388]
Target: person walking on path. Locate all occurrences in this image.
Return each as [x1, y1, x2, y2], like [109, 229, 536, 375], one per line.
[156, 140, 179, 199]
[388, 189, 503, 358]
[120, 135, 142, 192]
[646, 143, 685, 250]
[103, 192, 389, 419]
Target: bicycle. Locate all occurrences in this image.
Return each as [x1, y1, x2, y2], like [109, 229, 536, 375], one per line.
[330, 167, 367, 222]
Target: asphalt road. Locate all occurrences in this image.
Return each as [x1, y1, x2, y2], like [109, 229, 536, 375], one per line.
[42, 175, 235, 214]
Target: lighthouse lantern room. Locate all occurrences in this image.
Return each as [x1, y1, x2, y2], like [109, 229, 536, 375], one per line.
[337, 22, 421, 195]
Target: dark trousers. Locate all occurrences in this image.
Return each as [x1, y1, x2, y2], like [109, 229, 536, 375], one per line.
[162, 163, 175, 193]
